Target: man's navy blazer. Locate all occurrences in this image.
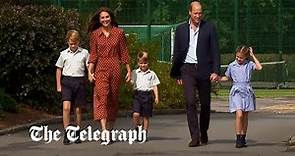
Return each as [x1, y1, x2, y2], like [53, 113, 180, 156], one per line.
[170, 20, 220, 80]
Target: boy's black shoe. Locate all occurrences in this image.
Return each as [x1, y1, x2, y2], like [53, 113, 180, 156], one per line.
[74, 130, 82, 144]
[63, 135, 72, 145]
[74, 138, 82, 144]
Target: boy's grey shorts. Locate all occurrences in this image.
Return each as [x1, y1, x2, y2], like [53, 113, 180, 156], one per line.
[132, 90, 154, 117]
[61, 76, 86, 107]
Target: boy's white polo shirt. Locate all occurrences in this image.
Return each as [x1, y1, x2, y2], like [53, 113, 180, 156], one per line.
[55, 47, 89, 77]
[131, 68, 160, 91]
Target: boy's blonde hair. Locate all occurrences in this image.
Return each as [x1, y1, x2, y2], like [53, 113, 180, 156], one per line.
[137, 51, 148, 62]
[66, 30, 80, 42]
[236, 45, 250, 59]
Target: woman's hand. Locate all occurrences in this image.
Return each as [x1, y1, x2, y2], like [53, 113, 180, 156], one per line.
[88, 73, 96, 83]
[125, 70, 131, 82]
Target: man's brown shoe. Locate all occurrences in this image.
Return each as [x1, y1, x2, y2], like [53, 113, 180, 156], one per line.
[188, 139, 200, 147]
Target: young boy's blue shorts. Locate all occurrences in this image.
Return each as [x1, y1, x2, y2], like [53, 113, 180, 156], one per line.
[61, 76, 86, 107]
[132, 90, 154, 117]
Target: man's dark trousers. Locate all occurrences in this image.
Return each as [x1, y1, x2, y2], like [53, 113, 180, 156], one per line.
[181, 63, 211, 141]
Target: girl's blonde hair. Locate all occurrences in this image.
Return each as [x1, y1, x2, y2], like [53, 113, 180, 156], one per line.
[236, 45, 250, 58]
[66, 30, 80, 42]
[137, 51, 148, 62]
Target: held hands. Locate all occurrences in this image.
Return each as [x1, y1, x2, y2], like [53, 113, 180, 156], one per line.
[210, 73, 219, 82]
[88, 73, 96, 83]
[176, 73, 220, 84]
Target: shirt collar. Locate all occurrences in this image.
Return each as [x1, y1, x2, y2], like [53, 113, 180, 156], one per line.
[136, 68, 151, 74]
[189, 18, 200, 32]
[67, 47, 82, 53]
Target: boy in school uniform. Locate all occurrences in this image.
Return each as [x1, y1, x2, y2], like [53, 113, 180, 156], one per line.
[55, 30, 89, 145]
[131, 51, 160, 141]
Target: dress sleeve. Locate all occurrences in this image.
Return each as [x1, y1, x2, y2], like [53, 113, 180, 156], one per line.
[225, 65, 231, 78]
[118, 30, 130, 64]
[89, 32, 98, 64]
[249, 61, 256, 71]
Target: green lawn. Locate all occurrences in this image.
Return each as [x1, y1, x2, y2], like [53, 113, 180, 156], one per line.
[213, 89, 295, 98]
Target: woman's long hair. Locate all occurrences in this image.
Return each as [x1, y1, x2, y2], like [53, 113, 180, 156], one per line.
[87, 7, 118, 33]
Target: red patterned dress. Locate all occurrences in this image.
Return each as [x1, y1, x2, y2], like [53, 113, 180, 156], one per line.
[89, 27, 130, 121]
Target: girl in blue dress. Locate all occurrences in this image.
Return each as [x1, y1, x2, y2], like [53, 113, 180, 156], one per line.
[220, 45, 262, 148]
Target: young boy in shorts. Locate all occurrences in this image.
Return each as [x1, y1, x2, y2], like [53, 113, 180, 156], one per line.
[55, 30, 89, 145]
[131, 51, 160, 141]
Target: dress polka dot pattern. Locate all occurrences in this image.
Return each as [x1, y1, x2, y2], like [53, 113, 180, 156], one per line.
[89, 27, 129, 121]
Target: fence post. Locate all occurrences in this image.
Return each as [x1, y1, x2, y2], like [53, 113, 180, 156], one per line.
[277, 0, 285, 88]
[278, 0, 283, 61]
[170, 27, 175, 62]
[146, 0, 151, 41]
[246, 0, 250, 45]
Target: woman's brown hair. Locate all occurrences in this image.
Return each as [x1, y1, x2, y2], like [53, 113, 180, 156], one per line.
[87, 7, 118, 33]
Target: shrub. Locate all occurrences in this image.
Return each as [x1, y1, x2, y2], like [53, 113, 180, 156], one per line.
[119, 34, 185, 110]
[0, 89, 18, 113]
[0, 4, 80, 113]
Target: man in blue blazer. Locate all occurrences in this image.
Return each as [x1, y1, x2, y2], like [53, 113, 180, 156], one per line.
[170, 0, 220, 147]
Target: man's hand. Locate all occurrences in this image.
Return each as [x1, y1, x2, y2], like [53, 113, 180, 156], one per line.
[176, 79, 183, 85]
[210, 73, 219, 82]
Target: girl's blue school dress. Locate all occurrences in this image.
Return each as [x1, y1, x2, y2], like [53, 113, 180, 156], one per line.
[225, 60, 256, 113]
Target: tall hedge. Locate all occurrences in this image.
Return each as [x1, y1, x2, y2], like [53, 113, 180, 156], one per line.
[0, 4, 80, 113]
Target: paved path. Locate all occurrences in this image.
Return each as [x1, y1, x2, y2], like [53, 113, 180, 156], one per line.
[1, 112, 295, 156]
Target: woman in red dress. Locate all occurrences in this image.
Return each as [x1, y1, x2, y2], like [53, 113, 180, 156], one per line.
[88, 7, 131, 131]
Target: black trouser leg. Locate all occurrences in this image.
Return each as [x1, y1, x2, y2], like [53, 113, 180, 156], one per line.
[198, 79, 211, 142]
[181, 64, 200, 140]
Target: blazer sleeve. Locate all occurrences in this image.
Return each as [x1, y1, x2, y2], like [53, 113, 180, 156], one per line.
[210, 24, 220, 75]
[170, 26, 183, 79]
